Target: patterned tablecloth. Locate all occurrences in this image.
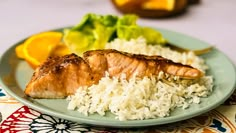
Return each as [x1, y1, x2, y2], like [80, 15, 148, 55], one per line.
[0, 86, 236, 133]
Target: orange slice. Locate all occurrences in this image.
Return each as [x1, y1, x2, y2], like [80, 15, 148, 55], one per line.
[15, 31, 63, 69]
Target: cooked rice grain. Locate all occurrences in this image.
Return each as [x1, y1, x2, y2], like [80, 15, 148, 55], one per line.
[67, 37, 213, 121]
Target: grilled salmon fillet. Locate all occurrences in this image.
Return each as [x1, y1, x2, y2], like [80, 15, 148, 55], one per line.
[83, 49, 203, 80]
[25, 49, 203, 98]
[24, 54, 94, 98]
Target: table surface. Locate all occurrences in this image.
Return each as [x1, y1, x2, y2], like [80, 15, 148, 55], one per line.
[0, 0, 236, 132]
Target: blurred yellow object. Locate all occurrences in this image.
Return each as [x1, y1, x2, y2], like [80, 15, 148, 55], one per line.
[15, 31, 63, 69]
[111, 0, 187, 18]
[114, 0, 130, 6]
[50, 43, 71, 57]
[142, 0, 175, 11]
[15, 43, 25, 59]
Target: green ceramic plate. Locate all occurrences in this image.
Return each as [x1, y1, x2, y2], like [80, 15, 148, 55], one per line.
[0, 28, 235, 128]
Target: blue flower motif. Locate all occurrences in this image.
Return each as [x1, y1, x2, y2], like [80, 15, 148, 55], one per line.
[0, 88, 6, 97]
[210, 119, 227, 132]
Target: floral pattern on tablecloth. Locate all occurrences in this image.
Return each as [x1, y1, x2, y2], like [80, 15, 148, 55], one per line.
[0, 106, 116, 133]
[0, 88, 3, 123]
[224, 89, 236, 105]
[0, 88, 6, 97]
[0, 112, 2, 123]
[1, 87, 236, 133]
[1, 105, 236, 133]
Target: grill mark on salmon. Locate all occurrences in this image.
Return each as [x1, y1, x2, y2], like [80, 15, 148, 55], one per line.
[25, 49, 204, 98]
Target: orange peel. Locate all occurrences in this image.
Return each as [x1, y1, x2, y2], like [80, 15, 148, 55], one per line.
[15, 31, 64, 69]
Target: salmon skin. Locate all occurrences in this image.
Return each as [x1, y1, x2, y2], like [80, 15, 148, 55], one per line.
[25, 49, 203, 99]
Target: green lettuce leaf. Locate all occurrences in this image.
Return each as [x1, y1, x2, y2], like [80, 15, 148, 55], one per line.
[63, 13, 167, 55]
[63, 14, 118, 55]
[116, 14, 166, 44]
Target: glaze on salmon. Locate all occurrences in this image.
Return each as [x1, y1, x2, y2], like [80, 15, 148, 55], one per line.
[25, 49, 203, 98]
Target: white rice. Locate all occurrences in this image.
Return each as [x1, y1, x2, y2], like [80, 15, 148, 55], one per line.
[67, 37, 213, 121]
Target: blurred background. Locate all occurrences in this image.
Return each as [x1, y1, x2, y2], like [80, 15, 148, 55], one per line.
[0, 0, 235, 63]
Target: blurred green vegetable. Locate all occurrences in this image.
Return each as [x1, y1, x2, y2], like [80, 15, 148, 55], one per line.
[116, 15, 166, 44]
[63, 13, 167, 55]
[63, 14, 118, 55]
